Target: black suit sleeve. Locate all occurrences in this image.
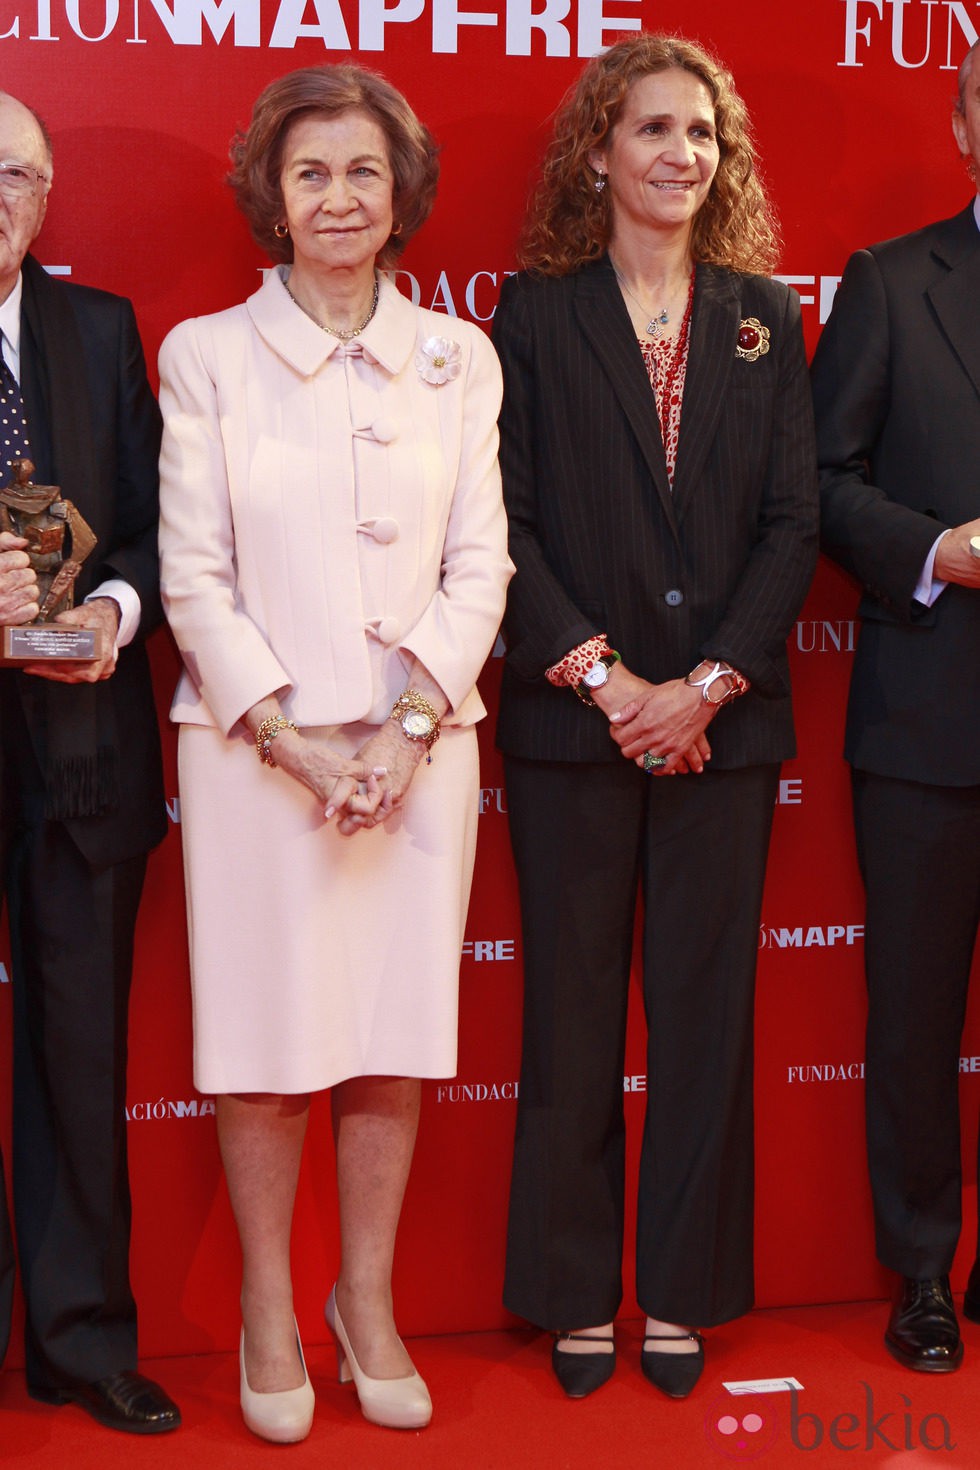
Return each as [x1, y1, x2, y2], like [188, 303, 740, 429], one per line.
[492, 277, 602, 679]
[811, 248, 944, 619]
[94, 296, 164, 640]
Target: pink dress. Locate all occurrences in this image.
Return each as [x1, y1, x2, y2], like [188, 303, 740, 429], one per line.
[158, 271, 512, 1094]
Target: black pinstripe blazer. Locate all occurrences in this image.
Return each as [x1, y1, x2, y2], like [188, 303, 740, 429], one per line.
[493, 256, 819, 768]
[811, 205, 980, 787]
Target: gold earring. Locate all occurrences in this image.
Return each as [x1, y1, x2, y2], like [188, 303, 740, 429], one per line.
[273, 222, 289, 239]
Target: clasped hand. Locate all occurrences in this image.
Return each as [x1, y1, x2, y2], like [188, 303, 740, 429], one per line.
[0, 533, 120, 682]
[270, 727, 383, 830]
[0, 530, 39, 623]
[274, 721, 425, 835]
[335, 720, 427, 835]
[594, 664, 716, 775]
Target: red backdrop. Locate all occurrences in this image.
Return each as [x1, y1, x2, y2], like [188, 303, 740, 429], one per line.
[1, 0, 979, 1364]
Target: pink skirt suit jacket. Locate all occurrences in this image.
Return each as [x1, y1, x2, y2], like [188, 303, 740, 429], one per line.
[158, 270, 513, 1095]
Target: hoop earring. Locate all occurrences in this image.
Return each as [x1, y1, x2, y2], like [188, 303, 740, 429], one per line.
[273, 222, 289, 239]
[391, 222, 403, 237]
[594, 173, 606, 194]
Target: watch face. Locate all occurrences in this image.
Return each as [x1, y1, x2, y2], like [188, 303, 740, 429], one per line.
[403, 710, 434, 740]
[583, 661, 609, 689]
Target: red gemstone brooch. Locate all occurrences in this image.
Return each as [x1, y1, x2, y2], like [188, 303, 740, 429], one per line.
[735, 317, 770, 362]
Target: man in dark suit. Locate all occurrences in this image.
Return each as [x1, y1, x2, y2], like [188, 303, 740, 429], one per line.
[811, 39, 980, 1373]
[0, 91, 178, 1431]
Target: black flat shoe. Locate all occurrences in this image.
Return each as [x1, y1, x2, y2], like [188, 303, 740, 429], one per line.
[885, 1276, 962, 1373]
[963, 1260, 980, 1325]
[31, 1370, 182, 1434]
[551, 1332, 616, 1399]
[641, 1331, 705, 1398]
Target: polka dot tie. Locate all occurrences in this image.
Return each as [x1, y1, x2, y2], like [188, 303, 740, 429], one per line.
[0, 343, 32, 487]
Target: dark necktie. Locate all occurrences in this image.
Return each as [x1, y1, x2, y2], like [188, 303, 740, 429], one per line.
[0, 339, 32, 487]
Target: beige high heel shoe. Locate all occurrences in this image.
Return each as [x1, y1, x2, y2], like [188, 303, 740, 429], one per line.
[324, 1285, 432, 1430]
[239, 1320, 315, 1443]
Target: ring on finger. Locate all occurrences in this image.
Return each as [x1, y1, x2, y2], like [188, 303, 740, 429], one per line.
[642, 751, 668, 773]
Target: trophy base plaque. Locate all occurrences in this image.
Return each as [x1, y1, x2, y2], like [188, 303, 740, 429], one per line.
[2, 623, 103, 664]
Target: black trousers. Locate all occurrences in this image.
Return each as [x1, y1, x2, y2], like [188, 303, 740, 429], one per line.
[852, 768, 980, 1279]
[503, 756, 778, 1331]
[0, 677, 146, 1389]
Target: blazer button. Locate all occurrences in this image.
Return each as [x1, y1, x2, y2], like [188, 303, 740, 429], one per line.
[376, 616, 401, 645]
[362, 514, 399, 543]
[664, 589, 684, 607]
[352, 416, 399, 443]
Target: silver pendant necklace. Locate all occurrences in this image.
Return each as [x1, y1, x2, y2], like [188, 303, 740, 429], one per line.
[613, 267, 671, 338]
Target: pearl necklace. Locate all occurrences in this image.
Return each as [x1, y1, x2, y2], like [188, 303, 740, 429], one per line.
[285, 277, 380, 341]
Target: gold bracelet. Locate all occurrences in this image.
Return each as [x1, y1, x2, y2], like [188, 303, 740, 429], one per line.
[255, 714, 299, 767]
[389, 689, 441, 756]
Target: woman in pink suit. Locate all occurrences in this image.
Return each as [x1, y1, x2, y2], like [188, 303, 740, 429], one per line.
[158, 65, 511, 1444]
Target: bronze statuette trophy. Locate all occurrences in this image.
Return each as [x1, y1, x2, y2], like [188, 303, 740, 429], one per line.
[0, 458, 101, 662]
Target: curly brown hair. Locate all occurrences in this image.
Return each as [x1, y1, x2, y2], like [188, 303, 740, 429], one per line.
[520, 34, 779, 277]
[229, 64, 439, 269]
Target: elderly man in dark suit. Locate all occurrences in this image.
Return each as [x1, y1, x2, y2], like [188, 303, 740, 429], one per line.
[811, 40, 980, 1374]
[0, 92, 178, 1431]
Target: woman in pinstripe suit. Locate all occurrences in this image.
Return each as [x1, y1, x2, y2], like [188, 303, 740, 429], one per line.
[495, 34, 818, 1400]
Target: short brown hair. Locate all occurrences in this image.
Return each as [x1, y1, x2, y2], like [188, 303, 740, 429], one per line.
[229, 65, 439, 268]
[520, 34, 779, 277]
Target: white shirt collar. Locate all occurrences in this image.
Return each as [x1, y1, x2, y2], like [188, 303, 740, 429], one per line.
[0, 272, 23, 374]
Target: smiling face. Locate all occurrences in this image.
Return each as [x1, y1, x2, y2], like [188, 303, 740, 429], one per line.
[953, 46, 980, 182]
[589, 67, 719, 251]
[278, 108, 394, 286]
[0, 93, 51, 304]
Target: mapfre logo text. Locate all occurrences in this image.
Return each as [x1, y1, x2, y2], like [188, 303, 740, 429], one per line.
[1, 0, 644, 55]
[759, 924, 864, 950]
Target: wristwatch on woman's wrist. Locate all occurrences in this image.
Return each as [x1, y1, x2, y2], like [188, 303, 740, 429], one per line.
[390, 690, 441, 758]
[575, 649, 622, 706]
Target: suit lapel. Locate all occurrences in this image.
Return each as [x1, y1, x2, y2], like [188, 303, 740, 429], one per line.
[671, 264, 739, 519]
[573, 260, 680, 546]
[927, 205, 980, 402]
[20, 254, 98, 509]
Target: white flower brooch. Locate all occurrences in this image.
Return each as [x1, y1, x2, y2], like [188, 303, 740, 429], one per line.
[735, 318, 771, 363]
[415, 336, 462, 385]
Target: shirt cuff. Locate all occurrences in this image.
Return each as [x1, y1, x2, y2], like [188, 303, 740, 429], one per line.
[85, 578, 140, 649]
[546, 633, 611, 688]
[913, 531, 950, 608]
